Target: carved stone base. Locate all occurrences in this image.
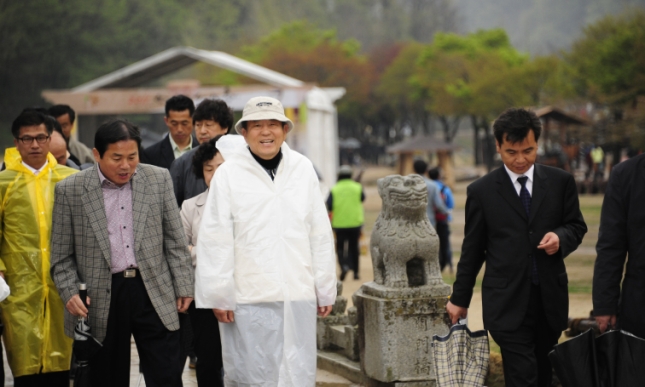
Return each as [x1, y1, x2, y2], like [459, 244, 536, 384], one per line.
[355, 282, 451, 384]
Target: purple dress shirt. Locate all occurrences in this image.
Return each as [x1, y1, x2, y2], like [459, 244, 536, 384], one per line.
[97, 168, 138, 273]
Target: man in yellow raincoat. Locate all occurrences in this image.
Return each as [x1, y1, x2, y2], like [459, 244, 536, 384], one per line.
[0, 110, 77, 386]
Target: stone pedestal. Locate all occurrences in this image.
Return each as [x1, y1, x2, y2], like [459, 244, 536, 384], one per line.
[355, 282, 451, 386]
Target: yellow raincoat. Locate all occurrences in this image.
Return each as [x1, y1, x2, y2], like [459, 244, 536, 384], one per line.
[0, 148, 77, 376]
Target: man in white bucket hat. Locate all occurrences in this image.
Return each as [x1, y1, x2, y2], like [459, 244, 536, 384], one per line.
[195, 96, 337, 387]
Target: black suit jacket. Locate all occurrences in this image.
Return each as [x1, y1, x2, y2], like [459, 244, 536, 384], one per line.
[594, 154, 645, 337]
[141, 134, 198, 170]
[451, 164, 587, 332]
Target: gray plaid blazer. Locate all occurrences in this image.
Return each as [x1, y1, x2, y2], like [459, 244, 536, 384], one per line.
[50, 164, 194, 342]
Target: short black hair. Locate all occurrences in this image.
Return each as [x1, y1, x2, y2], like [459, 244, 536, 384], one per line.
[48, 104, 76, 124]
[428, 167, 441, 180]
[191, 135, 223, 179]
[193, 99, 234, 133]
[46, 116, 70, 147]
[493, 108, 542, 145]
[413, 159, 428, 175]
[11, 110, 51, 138]
[165, 95, 195, 117]
[94, 119, 142, 158]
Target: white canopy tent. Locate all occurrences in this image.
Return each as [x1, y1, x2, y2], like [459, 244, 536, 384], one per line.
[43, 46, 345, 187]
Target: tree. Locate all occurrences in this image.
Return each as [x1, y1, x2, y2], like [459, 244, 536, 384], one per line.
[0, 0, 187, 132]
[413, 29, 539, 167]
[238, 21, 376, 140]
[375, 42, 430, 137]
[565, 10, 645, 152]
[415, 31, 527, 131]
[567, 9, 645, 105]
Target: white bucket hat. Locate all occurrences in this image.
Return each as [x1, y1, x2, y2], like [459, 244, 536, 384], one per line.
[234, 96, 294, 134]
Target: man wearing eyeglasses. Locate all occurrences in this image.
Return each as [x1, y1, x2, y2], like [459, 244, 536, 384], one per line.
[169, 98, 233, 208]
[0, 110, 77, 386]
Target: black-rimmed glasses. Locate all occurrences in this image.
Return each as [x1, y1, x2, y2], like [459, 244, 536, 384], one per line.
[17, 135, 50, 144]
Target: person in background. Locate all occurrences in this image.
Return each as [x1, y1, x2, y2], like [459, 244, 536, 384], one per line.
[48, 104, 95, 164]
[195, 96, 337, 386]
[0, 110, 77, 386]
[327, 165, 365, 281]
[428, 167, 454, 272]
[170, 99, 233, 208]
[142, 95, 197, 169]
[180, 135, 226, 386]
[50, 130, 79, 170]
[142, 94, 200, 368]
[593, 152, 645, 337]
[447, 108, 587, 387]
[50, 119, 194, 387]
[413, 159, 448, 230]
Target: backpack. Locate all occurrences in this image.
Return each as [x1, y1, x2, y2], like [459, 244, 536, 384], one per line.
[435, 185, 449, 222]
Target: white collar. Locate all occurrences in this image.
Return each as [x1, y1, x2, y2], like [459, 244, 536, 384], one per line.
[504, 164, 535, 184]
[22, 160, 48, 175]
[167, 132, 192, 152]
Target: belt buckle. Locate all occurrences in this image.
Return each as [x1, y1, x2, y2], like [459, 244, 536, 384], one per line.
[124, 269, 137, 278]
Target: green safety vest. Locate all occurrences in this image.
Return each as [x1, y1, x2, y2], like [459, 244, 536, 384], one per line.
[330, 179, 364, 228]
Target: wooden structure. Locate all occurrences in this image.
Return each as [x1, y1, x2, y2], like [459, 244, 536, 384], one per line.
[386, 136, 460, 187]
[535, 106, 589, 171]
[41, 46, 345, 188]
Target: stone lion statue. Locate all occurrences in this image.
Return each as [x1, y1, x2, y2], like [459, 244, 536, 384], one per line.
[370, 174, 444, 288]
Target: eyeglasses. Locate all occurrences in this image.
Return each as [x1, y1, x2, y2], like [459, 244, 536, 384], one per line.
[17, 135, 50, 144]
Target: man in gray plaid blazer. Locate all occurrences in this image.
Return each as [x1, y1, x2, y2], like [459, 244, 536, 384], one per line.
[51, 119, 194, 387]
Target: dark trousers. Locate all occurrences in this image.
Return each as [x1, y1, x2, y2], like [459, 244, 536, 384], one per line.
[13, 371, 69, 387]
[178, 311, 193, 369]
[188, 302, 224, 387]
[489, 284, 561, 387]
[89, 273, 183, 387]
[334, 227, 361, 273]
[436, 221, 452, 271]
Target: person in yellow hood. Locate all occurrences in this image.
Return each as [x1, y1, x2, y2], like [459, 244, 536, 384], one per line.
[0, 110, 78, 386]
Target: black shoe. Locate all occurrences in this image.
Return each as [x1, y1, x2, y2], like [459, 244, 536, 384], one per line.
[354, 273, 360, 280]
[340, 267, 349, 281]
[189, 355, 197, 369]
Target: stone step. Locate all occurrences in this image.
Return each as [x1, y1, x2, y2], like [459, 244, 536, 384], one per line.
[316, 369, 361, 387]
[317, 350, 363, 385]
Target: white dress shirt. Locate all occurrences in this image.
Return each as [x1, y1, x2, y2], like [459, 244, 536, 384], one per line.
[21, 160, 48, 175]
[504, 164, 534, 196]
[168, 133, 192, 160]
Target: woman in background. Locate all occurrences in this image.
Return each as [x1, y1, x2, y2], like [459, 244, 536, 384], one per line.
[181, 135, 225, 387]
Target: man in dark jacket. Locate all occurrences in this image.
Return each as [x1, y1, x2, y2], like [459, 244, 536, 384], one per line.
[169, 99, 233, 208]
[593, 154, 645, 337]
[141, 95, 197, 170]
[447, 108, 587, 387]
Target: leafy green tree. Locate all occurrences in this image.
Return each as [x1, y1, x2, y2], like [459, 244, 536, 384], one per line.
[238, 21, 375, 139]
[567, 9, 645, 105]
[0, 0, 186, 131]
[414, 29, 528, 144]
[376, 42, 430, 136]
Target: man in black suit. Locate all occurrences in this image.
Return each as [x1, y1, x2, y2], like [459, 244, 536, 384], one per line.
[593, 154, 645, 337]
[169, 99, 233, 207]
[446, 108, 587, 387]
[142, 95, 197, 170]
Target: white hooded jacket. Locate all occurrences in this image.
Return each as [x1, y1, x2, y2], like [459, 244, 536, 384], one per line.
[195, 138, 337, 387]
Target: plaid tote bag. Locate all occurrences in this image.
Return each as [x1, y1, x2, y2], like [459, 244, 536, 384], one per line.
[432, 323, 489, 387]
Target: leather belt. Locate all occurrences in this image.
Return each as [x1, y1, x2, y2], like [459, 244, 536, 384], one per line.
[114, 268, 139, 278]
